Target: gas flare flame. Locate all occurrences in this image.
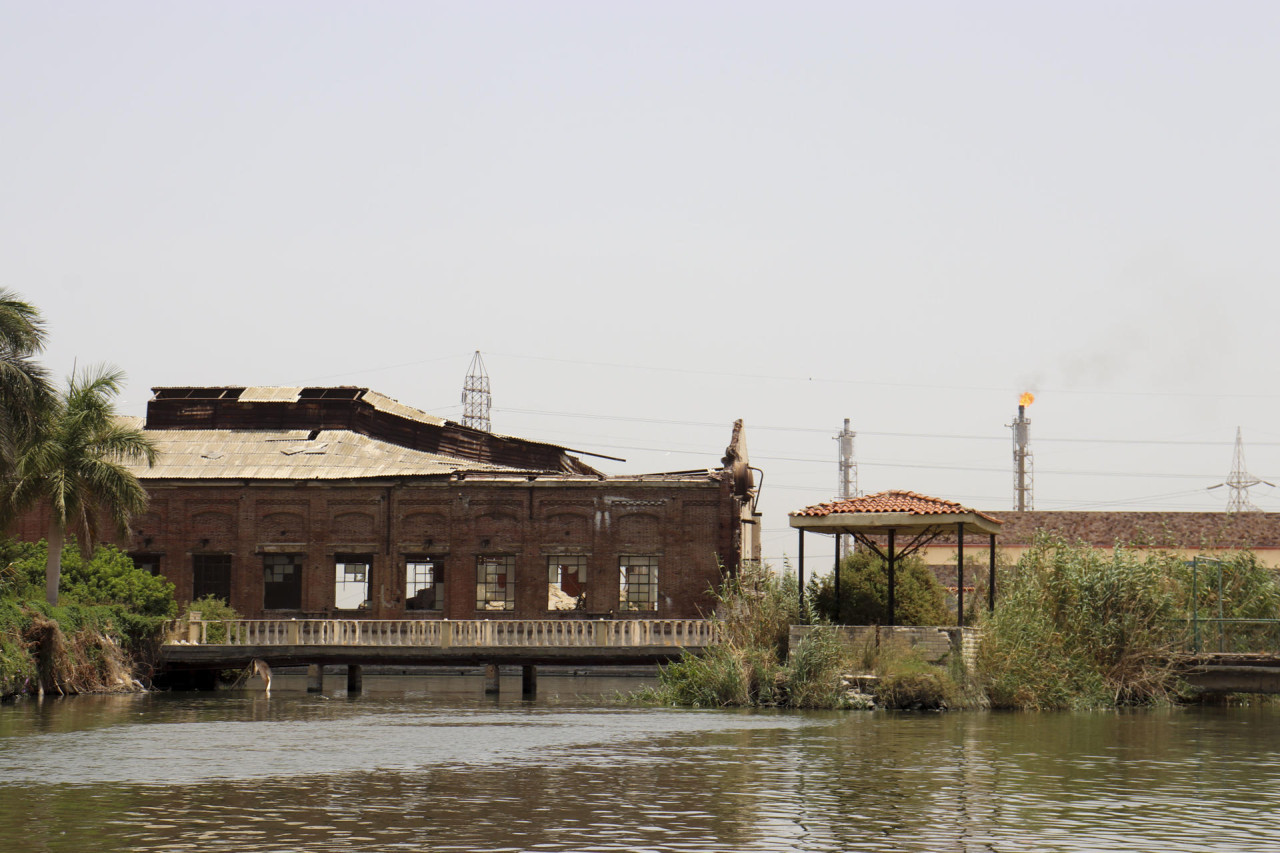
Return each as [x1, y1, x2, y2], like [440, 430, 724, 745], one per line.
[1019, 392, 1035, 407]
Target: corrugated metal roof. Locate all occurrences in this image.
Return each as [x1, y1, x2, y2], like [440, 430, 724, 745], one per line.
[361, 390, 446, 427]
[239, 387, 305, 402]
[130, 428, 529, 480]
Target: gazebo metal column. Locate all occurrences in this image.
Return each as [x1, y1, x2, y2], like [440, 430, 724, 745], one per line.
[957, 522, 965, 627]
[797, 528, 805, 612]
[989, 533, 997, 611]
[833, 533, 842, 623]
[887, 529, 896, 626]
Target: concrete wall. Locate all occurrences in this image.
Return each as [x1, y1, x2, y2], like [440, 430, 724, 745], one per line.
[790, 624, 980, 671]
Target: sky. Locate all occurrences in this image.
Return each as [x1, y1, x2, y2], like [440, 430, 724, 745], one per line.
[4, 2, 1280, 575]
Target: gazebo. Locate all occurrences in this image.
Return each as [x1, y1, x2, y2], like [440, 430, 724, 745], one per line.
[788, 490, 1002, 626]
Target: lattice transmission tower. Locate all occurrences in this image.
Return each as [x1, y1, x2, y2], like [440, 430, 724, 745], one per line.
[1209, 427, 1272, 513]
[461, 350, 492, 433]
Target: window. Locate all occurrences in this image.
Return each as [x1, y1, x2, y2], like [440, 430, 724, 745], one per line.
[192, 554, 232, 602]
[335, 554, 371, 610]
[619, 556, 658, 612]
[131, 553, 161, 576]
[476, 555, 515, 611]
[547, 556, 586, 611]
[263, 554, 302, 610]
[406, 558, 444, 611]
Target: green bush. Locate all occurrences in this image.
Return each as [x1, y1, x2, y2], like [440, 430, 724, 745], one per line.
[2, 538, 176, 648]
[873, 638, 959, 710]
[977, 534, 1186, 709]
[183, 595, 240, 643]
[780, 628, 849, 709]
[808, 550, 950, 626]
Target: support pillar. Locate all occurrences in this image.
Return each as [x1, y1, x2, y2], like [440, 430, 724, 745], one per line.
[346, 664, 363, 695]
[988, 533, 997, 611]
[522, 665, 537, 698]
[798, 529, 806, 614]
[484, 663, 500, 695]
[307, 664, 324, 693]
[887, 529, 896, 627]
[957, 522, 965, 628]
[833, 533, 842, 624]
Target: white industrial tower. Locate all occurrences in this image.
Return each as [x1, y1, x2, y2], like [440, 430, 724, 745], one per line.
[836, 418, 859, 501]
[461, 350, 492, 433]
[1210, 427, 1272, 513]
[836, 418, 858, 557]
[1010, 393, 1034, 511]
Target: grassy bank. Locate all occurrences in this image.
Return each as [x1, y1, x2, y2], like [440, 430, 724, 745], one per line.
[0, 538, 176, 698]
[646, 537, 1280, 712]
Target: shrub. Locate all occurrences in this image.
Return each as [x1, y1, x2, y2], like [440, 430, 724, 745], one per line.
[808, 550, 950, 626]
[976, 534, 1185, 709]
[184, 595, 240, 643]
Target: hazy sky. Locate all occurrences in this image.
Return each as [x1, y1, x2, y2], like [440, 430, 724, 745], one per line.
[4, 2, 1280, 572]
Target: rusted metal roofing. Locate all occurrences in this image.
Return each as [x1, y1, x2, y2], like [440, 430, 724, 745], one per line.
[361, 390, 447, 427]
[238, 387, 305, 402]
[128, 428, 531, 481]
[789, 490, 1002, 535]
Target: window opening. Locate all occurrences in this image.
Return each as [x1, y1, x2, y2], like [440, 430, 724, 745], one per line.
[131, 553, 161, 576]
[335, 554, 371, 610]
[263, 554, 302, 610]
[406, 558, 444, 611]
[619, 556, 659, 612]
[476, 555, 515, 611]
[192, 554, 232, 602]
[547, 556, 587, 611]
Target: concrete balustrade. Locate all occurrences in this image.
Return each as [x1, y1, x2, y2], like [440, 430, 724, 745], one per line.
[177, 616, 717, 650]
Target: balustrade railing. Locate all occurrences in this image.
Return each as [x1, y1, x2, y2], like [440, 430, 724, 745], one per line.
[173, 616, 717, 649]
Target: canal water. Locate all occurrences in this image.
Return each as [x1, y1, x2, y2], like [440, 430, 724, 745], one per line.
[2, 674, 1279, 852]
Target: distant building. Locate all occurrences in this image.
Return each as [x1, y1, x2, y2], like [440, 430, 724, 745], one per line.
[15, 386, 760, 619]
[921, 511, 1280, 582]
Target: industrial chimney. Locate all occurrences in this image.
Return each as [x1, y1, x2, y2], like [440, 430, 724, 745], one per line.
[1011, 393, 1034, 511]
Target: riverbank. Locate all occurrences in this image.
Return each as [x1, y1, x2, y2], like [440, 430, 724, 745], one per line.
[0, 539, 176, 699]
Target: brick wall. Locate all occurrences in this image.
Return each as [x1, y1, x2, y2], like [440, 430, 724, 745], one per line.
[81, 475, 742, 620]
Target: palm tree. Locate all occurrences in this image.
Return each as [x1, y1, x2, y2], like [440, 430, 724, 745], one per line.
[0, 289, 53, 473]
[12, 365, 157, 605]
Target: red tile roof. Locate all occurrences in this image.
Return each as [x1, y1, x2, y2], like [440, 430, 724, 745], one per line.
[791, 490, 1000, 524]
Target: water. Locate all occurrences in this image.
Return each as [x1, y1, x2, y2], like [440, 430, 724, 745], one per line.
[2, 675, 1279, 852]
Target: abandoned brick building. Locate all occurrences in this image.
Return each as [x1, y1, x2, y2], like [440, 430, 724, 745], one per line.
[20, 386, 760, 620]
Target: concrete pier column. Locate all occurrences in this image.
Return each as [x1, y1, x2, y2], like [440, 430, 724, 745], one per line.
[346, 664, 363, 695]
[307, 664, 324, 693]
[521, 664, 537, 698]
[484, 663, 500, 695]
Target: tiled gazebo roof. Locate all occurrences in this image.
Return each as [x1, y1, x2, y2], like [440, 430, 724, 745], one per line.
[791, 490, 1000, 524]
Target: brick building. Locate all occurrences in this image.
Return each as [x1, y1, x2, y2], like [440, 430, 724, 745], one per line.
[919, 510, 1280, 583]
[18, 386, 760, 619]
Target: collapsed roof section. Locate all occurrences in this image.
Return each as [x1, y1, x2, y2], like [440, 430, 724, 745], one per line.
[137, 388, 755, 493]
[144, 385, 601, 478]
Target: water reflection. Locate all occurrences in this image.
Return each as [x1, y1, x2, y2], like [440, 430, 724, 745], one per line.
[3, 677, 1280, 852]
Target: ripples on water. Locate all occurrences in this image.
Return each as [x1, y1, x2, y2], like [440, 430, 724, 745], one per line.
[3, 675, 1280, 852]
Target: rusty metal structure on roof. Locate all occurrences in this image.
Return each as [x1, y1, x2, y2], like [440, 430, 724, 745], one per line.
[145, 386, 599, 476]
[790, 490, 1001, 627]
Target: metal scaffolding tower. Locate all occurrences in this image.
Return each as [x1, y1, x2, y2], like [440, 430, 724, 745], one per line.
[1209, 427, 1272, 513]
[461, 350, 492, 433]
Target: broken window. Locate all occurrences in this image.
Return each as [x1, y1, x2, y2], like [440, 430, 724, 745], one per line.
[263, 554, 303, 610]
[406, 558, 444, 611]
[619, 556, 658, 612]
[475, 555, 515, 611]
[192, 554, 232, 602]
[131, 553, 162, 576]
[547, 556, 586, 611]
[335, 554, 371, 610]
